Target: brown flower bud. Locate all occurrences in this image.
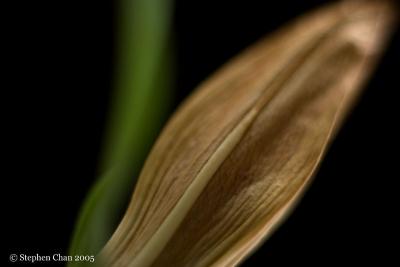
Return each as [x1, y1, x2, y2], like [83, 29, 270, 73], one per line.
[101, 1, 397, 266]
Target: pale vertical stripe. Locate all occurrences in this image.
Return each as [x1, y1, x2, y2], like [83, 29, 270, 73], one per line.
[127, 109, 258, 267]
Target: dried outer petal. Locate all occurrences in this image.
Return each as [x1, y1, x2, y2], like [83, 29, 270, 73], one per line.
[101, 1, 397, 266]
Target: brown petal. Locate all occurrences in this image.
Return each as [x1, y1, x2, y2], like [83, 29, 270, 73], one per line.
[101, 1, 397, 266]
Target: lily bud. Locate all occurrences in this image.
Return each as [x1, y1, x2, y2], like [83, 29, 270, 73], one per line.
[101, 1, 397, 266]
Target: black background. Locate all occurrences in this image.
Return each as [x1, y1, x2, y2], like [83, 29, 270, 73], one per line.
[3, 0, 399, 266]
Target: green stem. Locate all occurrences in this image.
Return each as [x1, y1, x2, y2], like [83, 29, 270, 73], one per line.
[67, 0, 174, 266]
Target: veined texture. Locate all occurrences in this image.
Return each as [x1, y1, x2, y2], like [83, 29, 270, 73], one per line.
[101, 1, 397, 266]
